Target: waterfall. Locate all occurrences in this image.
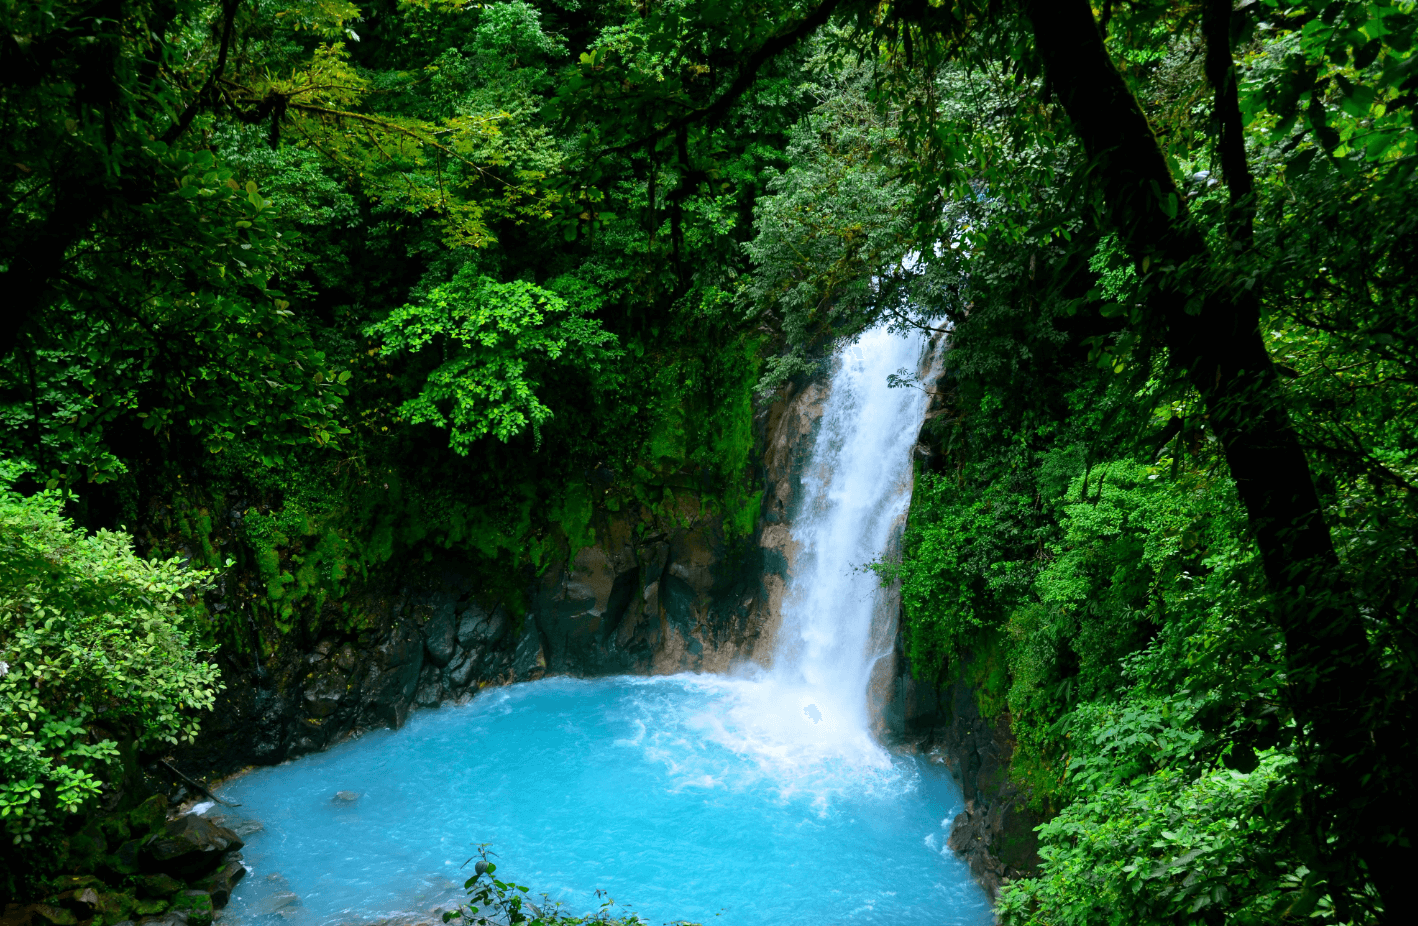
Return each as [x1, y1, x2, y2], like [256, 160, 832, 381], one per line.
[214, 325, 994, 926]
[707, 323, 940, 773]
[770, 324, 938, 723]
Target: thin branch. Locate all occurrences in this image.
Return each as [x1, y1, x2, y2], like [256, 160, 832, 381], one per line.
[603, 0, 843, 157]
[162, 0, 242, 144]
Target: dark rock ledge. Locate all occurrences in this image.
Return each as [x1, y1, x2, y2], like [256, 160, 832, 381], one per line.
[1, 796, 248, 926]
[886, 642, 1042, 906]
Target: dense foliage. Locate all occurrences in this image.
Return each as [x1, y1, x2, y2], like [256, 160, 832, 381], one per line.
[0, 466, 220, 867]
[2, 0, 1416, 922]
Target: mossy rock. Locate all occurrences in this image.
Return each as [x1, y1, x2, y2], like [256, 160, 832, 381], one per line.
[99, 815, 132, 845]
[52, 875, 105, 893]
[135, 874, 184, 898]
[103, 839, 145, 877]
[127, 795, 169, 836]
[65, 829, 107, 872]
[94, 891, 135, 924]
[131, 898, 170, 917]
[170, 891, 213, 926]
[32, 905, 79, 926]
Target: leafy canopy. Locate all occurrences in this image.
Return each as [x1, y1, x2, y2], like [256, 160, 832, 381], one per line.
[366, 269, 621, 450]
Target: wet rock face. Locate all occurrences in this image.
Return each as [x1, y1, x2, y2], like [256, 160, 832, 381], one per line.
[144, 816, 245, 880]
[884, 650, 1041, 903]
[177, 371, 828, 778]
[456, 604, 507, 651]
[192, 861, 246, 909]
[422, 604, 459, 667]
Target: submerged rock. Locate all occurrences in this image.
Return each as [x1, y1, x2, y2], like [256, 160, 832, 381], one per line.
[333, 790, 360, 802]
[224, 817, 264, 838]
[255, 891, 301, 917]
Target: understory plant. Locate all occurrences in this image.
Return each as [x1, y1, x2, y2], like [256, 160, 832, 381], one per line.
[441, 849, 680, 926]
[0, 464, 222, 884]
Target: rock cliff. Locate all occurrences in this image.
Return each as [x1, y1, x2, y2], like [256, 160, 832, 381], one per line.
[884, 640, 1042, 903]
[175, 374, 829, 778]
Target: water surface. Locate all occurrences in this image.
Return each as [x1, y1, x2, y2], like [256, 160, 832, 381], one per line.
[216, 675, 991, 926]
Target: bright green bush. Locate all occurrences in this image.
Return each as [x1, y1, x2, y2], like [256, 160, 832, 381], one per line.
[997, 697, 1309, 926]
[0, 466, 222, 853]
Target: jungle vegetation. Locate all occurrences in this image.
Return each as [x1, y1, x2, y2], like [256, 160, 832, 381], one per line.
[2, 0, 1415, 923]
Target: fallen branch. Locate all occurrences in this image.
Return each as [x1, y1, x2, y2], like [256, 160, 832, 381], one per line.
[158, 758, 242, 808]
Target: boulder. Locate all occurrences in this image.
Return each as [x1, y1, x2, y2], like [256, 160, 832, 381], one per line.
[169, 892, 213, 926]
[143, 816, 245, 879]
[93, 892, 135, 922]
[333, 791, 359, 803]
[456, 605, 507, 650]
[445, 649, 477, 689]
[127, 795, 170, 836]
[66, 826, 106, 871]
[193, 860, 246, 908]
[136, 874, 184, 898]
[99, 815, 132, 845]
[32, 905, 78, 926]
[422, 603, 458, 667]
[106, 838, 145, 876]
[50, 887, 102, 918]
[131, 898, 170, 917]
[414, 662, 443, 707]
[135, 912, 189, 926]
[226, 817, 264, 838]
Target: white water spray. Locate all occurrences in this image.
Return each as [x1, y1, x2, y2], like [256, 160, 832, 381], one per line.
[703, 324, 940, 776]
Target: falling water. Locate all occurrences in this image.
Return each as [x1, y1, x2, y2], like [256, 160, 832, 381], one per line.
[690, 323, 941, 777]
[215, 325, 989, 926]
[771, 324, 939, 737]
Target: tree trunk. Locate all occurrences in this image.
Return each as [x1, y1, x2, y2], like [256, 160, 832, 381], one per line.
[1017, 0, 1413, 919]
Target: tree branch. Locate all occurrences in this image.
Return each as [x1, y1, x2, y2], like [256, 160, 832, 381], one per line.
[1201, 0, 1254, 246]
[604, 0, 843, 156]
[161, 0, 241, 144]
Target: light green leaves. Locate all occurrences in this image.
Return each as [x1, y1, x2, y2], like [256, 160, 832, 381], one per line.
[365, 268, 619, 451]
[0, 468, 222, 849]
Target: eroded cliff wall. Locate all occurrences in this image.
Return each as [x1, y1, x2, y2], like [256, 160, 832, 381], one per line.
[178, 374, 829, 777]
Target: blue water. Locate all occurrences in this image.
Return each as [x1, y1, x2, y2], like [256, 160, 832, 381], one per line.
[215, 675, 992, 926]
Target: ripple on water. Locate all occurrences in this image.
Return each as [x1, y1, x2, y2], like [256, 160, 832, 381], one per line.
[215, 675, 993, 926]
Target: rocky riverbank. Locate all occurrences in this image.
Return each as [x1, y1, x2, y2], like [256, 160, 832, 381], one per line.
[162, 371, 829, 780]
[1, 796, 250, 926]
[885, 642, 1042, 904]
